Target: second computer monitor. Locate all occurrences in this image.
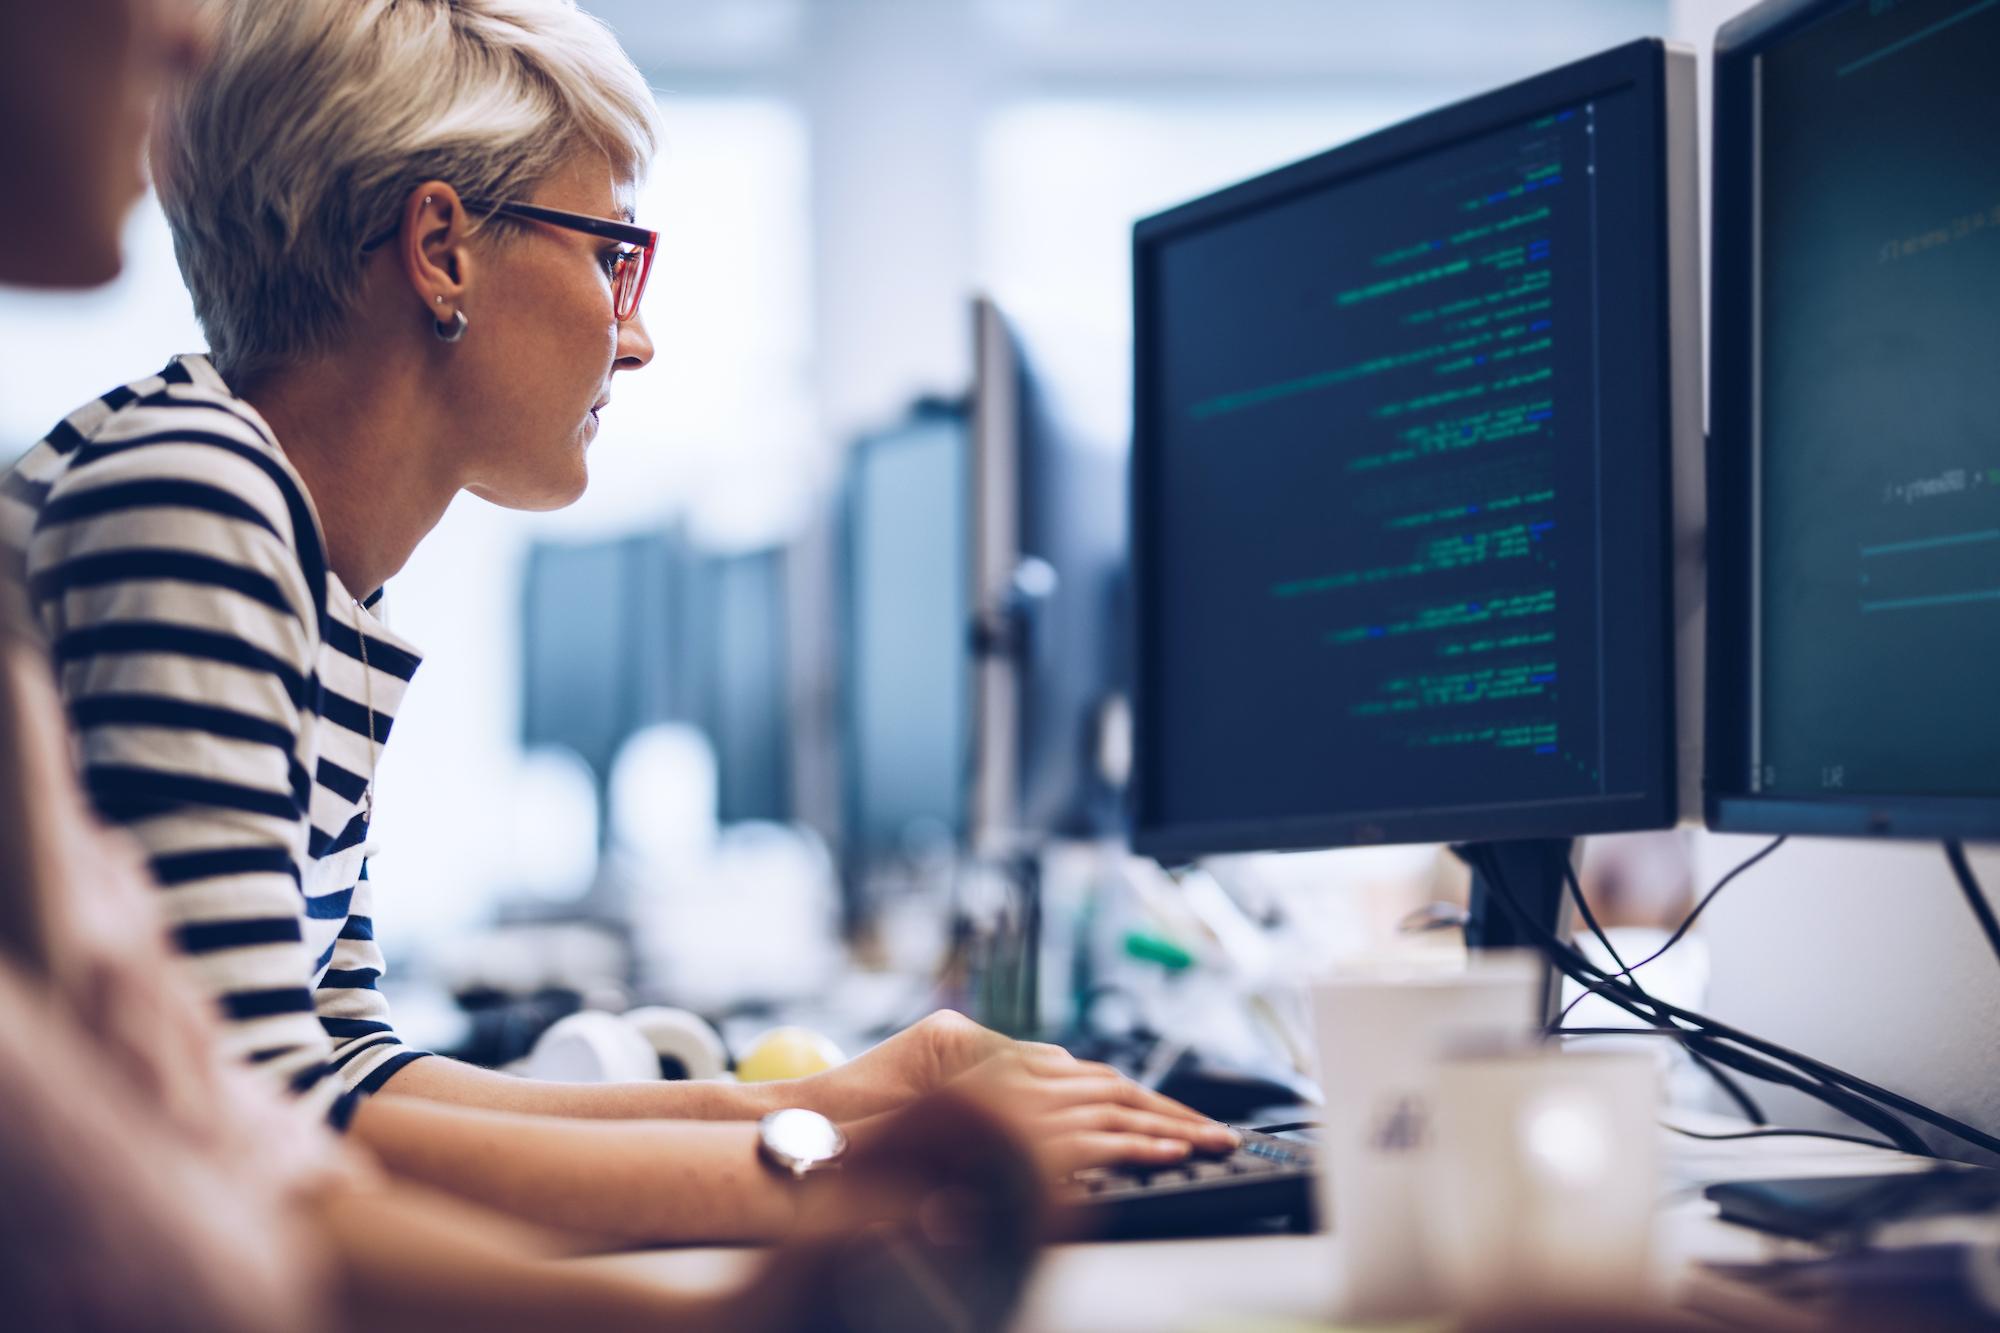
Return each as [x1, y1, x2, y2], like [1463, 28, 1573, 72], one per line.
[1706, 0, 2000, 841]
[1130, 39, 1698, 861]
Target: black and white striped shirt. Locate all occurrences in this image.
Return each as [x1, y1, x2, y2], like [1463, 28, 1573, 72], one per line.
[3, 354, 429, 1125]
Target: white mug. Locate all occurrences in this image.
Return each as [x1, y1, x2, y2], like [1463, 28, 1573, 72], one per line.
[1425, 1045, 1661, 1313]
[1309, 952, 1542, 1320]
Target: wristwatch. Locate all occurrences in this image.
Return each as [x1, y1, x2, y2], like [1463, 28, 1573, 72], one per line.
[757, 1107, 848, 1181]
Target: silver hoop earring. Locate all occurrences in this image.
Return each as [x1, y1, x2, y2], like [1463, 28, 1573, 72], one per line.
[434, 309, 468, 343]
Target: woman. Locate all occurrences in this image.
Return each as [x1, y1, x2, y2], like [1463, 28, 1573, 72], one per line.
[6, 0, 1230, 1243]
[0, 0, 1043, 1327]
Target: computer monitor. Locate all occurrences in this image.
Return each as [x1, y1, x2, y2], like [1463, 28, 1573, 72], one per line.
[521, 530, 691, 809]
[838, 402, 975, 862]
[1706, 0, 2000, 842]
[1129, 39, 1702, 947]
[970, 297, 1130, 850]
[687, 546, 794, 826]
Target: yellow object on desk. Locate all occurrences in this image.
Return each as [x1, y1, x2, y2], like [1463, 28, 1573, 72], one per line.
[735, 1026, 846, 1082]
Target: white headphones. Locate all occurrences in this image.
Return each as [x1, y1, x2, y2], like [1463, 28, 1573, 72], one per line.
[525, 1005, 730, 1083]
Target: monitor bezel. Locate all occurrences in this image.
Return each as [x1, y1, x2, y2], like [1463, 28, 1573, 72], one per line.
[1703, 0, 2000, 843]
[1128, 38, 1686, 863]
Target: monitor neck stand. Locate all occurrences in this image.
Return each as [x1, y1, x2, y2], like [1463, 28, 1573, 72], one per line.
[1456, 837, 1575, 1027]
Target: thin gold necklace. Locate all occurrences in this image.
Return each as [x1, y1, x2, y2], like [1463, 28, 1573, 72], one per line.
[350, 598, 378, 822]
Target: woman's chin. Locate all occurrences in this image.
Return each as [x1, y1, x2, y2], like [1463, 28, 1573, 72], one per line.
[466, 467, 590, 513]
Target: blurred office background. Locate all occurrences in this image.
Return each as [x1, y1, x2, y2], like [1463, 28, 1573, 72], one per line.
[5, 0, 1995, 1142]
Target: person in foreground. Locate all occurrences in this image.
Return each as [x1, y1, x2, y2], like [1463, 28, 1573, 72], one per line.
[1, 0, 1232, 1246]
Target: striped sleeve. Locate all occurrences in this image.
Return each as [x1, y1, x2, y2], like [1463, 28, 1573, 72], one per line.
[315, 861, 428, 1124]
[26, 408, 341, 1110]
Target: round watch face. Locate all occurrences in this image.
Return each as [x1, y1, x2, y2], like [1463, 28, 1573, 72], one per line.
[762, 1108, 847, 1173]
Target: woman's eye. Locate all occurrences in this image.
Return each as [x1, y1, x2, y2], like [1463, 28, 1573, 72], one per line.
[600, 248, 624, 277]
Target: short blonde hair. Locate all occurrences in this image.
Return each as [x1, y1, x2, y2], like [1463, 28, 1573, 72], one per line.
[157, 0, 661, 381]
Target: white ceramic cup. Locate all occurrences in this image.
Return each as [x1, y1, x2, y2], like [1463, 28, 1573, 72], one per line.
[1425, 1045, 1661, 1313]
[1309, 952, 1542, 1320]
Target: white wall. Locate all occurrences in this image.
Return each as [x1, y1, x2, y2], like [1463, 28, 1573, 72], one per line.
[1667, 0, 2000, 1159]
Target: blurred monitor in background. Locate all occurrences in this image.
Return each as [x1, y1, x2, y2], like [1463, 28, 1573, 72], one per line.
[837, 400, 975, 888]
[520, 530, 693, 829]
[522, 529, 796, 841]
[970, 297, 1131, 852]
[686, 545, 795, 827]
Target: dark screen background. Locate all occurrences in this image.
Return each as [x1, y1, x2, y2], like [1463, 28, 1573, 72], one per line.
[1141, 83, 1672, 839]
[1757, 0, 2000, 800]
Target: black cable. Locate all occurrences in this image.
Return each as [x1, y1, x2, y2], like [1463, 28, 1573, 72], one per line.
[1559, 860, 1767, 1126]
[1660, 1123, 1902, 1152]
[1945, 841, 2000, 970]
[1480, 850, 1931, 1155]
[1554, 1018, 1917, 1153]
[1466, 844, 1982, 1158]
[1491, 853, 1961, 1157]
[1563, 857, 1634, 979]
[1544, 936, 1905, 1148]
[1557, 835, 1787, 1025]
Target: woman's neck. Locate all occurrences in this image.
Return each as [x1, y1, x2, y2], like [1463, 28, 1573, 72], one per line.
[241, 355, 463, 600]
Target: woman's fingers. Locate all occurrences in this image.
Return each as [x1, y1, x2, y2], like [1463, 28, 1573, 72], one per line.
[995, 1050, 1216, 1125]
[1019, 1084, 1238, 1152]
[1029, 1071, 1230, 1132]
[1090, 1073, 1214, 1125]
[1043, 1131, 1196, 1177]
[1055, 1103, 1236, 1146]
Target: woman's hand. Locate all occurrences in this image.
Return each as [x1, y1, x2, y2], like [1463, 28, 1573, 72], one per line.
[784, 1012, 1224, 1168]
[805, 1012, 1239, 1176]
[782, 1010, 1010, 1120]
[928, 1044, 1240, 1176]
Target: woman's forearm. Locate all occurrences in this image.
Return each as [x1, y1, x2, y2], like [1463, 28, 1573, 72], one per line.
[371, 1051, 785, 1120]
[347, 1094, 799, 1244]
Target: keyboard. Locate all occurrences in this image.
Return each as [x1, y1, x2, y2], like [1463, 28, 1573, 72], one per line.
[1064, 1127, 1319, 1240]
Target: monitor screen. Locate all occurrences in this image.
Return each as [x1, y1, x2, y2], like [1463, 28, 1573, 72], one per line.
[841, 405, 973, 856]
[690, 547, 793, 826]
[1720, 0, 2000, 823]
[1018, 390, 1127, 839]
[1132, 42, 1688, 858]
[521, 531, 688, 783]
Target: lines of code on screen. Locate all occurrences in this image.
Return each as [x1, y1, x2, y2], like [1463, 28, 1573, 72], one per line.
[1145, 88, 1667, 835]
[1756, 0, 2000, 800]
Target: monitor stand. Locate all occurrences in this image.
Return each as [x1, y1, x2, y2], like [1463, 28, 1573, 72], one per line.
[1456, 837, 1575, 1026]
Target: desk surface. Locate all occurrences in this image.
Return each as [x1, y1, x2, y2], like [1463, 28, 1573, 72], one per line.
[586, 1117, 1938, 1331]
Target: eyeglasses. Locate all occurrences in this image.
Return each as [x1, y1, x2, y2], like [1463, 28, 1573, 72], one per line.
[361, 199, 658, 323]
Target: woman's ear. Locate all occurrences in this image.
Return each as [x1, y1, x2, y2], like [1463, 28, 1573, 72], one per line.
[396, 180, 473, 322]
